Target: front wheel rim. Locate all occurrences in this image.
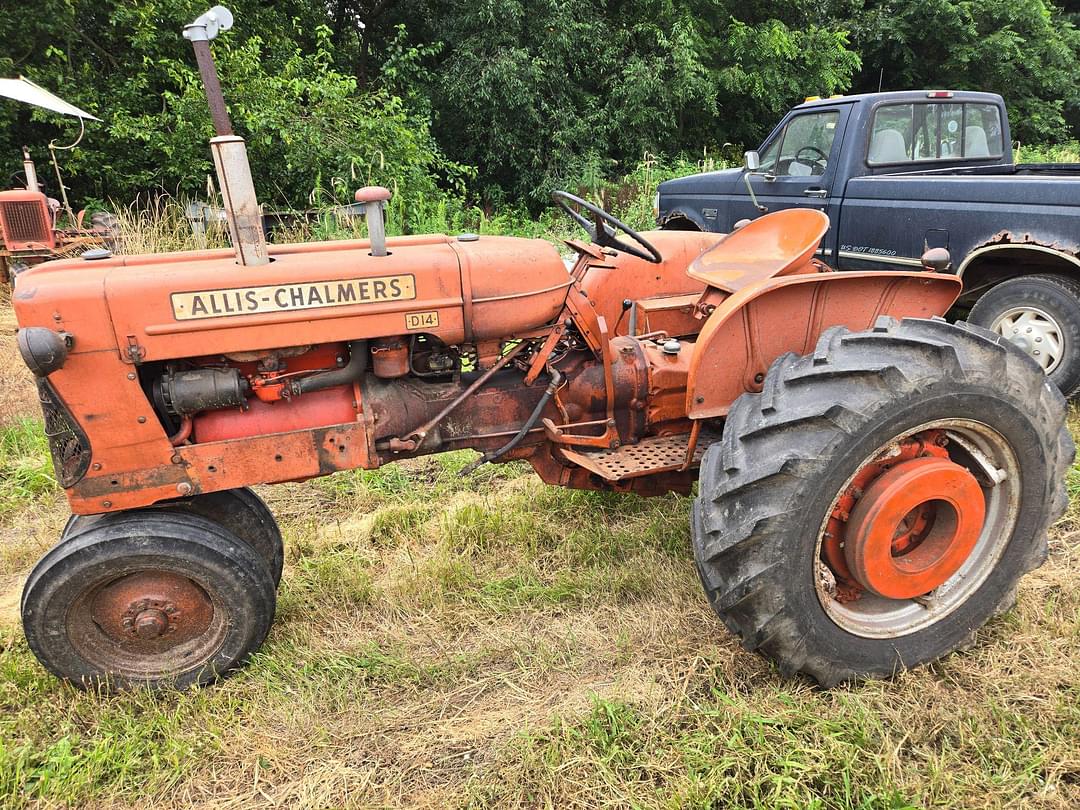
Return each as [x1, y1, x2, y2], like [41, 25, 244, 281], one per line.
[990, 306, 1064, 374]
[66, 567, 227, 680]
[814, 420, 1020, 639]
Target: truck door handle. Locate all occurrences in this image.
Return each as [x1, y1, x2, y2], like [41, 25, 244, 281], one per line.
[803, 188, 828, 198]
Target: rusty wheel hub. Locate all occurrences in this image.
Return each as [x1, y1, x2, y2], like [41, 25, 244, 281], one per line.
[823, 430, 987, 601]
[88, 571, 214, 650]
[844, 456, 985, 598]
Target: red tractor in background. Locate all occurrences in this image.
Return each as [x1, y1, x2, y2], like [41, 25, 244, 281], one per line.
[0, 78, 115, 284]
[9, 7, 1072, 691]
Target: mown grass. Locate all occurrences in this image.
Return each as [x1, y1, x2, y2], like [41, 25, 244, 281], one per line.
[1, 186, 1078, 807]
[0, 412, 1078, 808]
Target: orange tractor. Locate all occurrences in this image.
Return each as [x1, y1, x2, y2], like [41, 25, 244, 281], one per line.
[11, 7, 1072, 690]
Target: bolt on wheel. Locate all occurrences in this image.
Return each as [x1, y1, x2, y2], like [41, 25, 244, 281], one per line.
[22, 512, 276, 690]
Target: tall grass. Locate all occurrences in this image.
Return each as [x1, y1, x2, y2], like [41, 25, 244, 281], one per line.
[0, 419, 55, 517]
[109, 195, 230, 255]
[1014, 140, 1080, 164]
[105, 152, 730, 252]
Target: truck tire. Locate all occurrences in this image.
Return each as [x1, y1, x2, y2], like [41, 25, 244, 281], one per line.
[62, 488, 284, 585]
[22, 512, 277, 690]
[692, 317, 1071, 686]
[968, 273, 1080, 397]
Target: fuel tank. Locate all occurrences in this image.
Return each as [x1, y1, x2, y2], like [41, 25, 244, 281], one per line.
[14, 233, 571, 364]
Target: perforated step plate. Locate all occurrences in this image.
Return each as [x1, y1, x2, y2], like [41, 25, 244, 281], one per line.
[560, 430, 720, 481]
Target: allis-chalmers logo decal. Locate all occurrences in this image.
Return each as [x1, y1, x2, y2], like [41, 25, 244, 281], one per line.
[170, 274, 417, 320]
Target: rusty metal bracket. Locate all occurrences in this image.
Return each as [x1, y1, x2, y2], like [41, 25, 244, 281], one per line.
[541, 417, 619, 449]
[680, 420, 702, 471]
[524, 321, 565, 386]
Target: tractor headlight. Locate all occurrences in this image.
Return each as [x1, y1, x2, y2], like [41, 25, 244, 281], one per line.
[17, 328, 71, 377]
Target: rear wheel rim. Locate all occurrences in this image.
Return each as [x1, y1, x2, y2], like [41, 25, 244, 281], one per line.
[990, 306, 1063, 373]
[814, 420, 1019, 639]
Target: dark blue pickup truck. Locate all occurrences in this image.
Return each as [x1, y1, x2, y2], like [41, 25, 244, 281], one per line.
[657, 90, 1080, 394]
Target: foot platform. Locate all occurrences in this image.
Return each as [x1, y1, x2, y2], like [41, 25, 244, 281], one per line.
[560, 430, 720, 481]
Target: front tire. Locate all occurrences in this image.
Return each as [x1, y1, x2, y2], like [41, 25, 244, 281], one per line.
[692, 317, 1071, 686]
[968, 273, 1080, 397]
[63, 488, 284, 585]
[22, 512, 277, 690]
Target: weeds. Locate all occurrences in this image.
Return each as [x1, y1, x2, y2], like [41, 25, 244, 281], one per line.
[109, 195, 230, 255]
[1015, 141, 1080, 164]
[0, 419, 55, 517]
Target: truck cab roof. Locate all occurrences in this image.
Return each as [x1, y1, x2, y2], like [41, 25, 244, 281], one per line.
[794, 90, 1005, 110]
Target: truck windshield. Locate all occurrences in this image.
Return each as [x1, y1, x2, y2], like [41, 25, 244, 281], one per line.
[869, 102, 1004, 164]
[758, 111, 839, 177]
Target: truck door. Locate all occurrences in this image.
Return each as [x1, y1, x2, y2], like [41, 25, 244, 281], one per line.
[731, 106, 851, 236]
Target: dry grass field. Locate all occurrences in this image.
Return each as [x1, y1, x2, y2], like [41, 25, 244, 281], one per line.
[0, 288, 1078, 809]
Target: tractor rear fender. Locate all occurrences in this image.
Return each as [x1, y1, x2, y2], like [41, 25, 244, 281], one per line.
[686, 271, 962, 419]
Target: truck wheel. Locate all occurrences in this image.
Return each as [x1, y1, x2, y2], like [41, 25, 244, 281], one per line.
[968, 274, 1080, 397]
[63, 488, 284, 585]
[692, 317, 1071, 686]
[22, 512, 276, 690]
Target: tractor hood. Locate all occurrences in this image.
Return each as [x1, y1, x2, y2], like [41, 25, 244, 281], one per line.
[13, 234, 571, 364]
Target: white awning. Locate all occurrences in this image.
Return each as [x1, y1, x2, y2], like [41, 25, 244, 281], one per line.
[0, 76, 100, 121]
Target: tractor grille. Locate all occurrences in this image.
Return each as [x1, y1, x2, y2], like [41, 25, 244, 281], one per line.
[36, 379, 91, 487]
[0, 192, 54, 250]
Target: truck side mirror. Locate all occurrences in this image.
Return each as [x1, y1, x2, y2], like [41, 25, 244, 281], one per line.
[742, 151, 768, 213]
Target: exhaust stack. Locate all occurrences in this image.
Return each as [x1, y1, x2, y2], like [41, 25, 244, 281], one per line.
[183, 6, 268, 267]
[22, 147, 39, 193]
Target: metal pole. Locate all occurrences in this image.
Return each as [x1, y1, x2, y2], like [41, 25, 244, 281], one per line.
[22, 147, 39, 193]
[190, 40, 233, 137]
[183, 6, 269, 267]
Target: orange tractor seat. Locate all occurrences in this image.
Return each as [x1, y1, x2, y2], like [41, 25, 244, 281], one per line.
[687, 208, 830, 293]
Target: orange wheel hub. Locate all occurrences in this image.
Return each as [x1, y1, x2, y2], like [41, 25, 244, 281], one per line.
[843, 456, 985, 599]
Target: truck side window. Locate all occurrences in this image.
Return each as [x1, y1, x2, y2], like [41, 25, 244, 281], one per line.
[758, 111, 840, 177]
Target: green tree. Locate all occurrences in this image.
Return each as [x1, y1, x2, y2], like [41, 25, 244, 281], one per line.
[378, 1, 861, 202]
[841, 0, 1080, 143]
[0, 0, 454, 215]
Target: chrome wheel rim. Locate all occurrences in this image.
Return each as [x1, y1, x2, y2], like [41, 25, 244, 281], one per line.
[814, 419, 1019, 639]
[990, 306, 1063, 374]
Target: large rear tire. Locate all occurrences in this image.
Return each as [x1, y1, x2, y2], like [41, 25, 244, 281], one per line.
[22, 512, 277, 691]
[692, 316, 1071, 686]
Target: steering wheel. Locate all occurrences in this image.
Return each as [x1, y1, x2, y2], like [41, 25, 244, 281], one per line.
[794, 145, 829, 168]
[552, 190, 662, 264]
